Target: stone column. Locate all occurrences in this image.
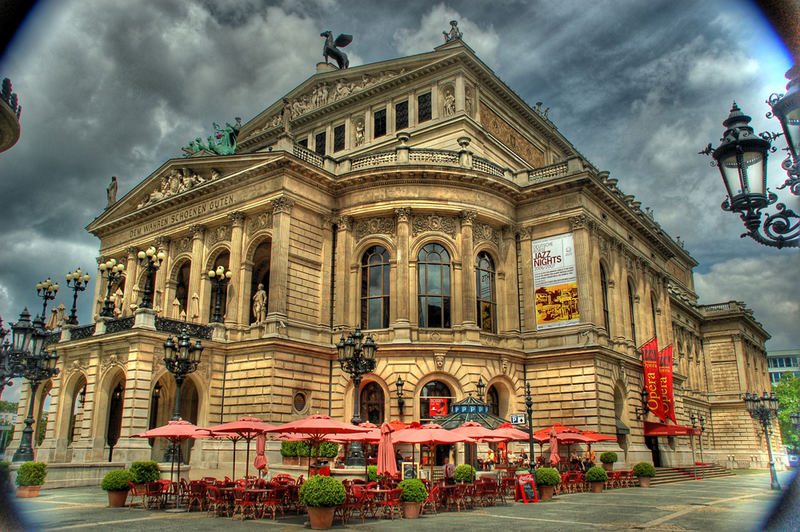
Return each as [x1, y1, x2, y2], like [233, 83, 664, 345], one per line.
[319, 216, 336, 330]
[122, 247, 138, 316]
[518, 226, 535, 332]
[393, 208, 411, 341]
[92, 256, 106, 319]
[332, 215, 353, 331]
[455, 74, 465, 112]
[267, 197, 295, 323]
[225, 212, 246, 327]
[459, 211, 478, 329]
[500, 225, 520, 335]
[637, 260, 650, 339]
[188, 225, 205, 323]
[153, 237, 171, 315]
[610, 241, 626, 345]
[570, 215, 596, 326]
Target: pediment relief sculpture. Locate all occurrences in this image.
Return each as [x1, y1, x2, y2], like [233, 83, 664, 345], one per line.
[137, 167, 216, 210]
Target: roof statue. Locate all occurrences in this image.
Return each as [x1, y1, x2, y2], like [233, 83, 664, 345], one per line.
[443, 20, 462, 43]
[182, 118, 242, 157]
[320, 30, 352, 69]
[106, 176, 117, 208]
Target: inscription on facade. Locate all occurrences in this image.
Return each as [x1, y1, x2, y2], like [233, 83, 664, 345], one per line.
[128, 194, 236, 239]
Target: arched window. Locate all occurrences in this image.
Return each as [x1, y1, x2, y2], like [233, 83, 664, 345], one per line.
[250, 240, 271, 324]
[174, 261, 191, 318]
[651, 293, 659, 339]
[600, 263, 610, 332]
[628, 279, 637, 345]
[418, 244, 451, 328]
[476, 251, 497, 333]
[208, 251, 230, 322]
[419, 380, 454, 422]
[360, 246, 390, 329]
[486, 385, 500, 417]
[360, 381, 385, 425]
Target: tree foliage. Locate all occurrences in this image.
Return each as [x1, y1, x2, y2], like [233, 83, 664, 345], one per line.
[774, 374, 800, 451]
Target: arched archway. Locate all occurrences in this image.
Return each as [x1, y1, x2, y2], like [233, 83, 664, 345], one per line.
[360, 381, 385, 425]
[208, 251, 230, 322]
[172, 259, 191, 319]
[148, 374, 200, 464]
[249, 240, 271, 324]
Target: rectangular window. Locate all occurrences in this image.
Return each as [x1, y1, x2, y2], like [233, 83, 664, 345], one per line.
[373, 108, 386, 138]
[298, 138, 308, 149]
[333, 124, 345, 152]
[395, 100, 408, 130]
[418, 92, 432, 123]
[315, 131, 326, 155]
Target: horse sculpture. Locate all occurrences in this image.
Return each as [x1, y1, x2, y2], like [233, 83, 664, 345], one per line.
[320, 31, 352, 69]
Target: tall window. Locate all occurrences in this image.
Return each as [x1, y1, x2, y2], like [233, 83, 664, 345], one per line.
[360, 246, 390, 330]
[418, 243, 451, 328]
[600, 263, 610, 332]
[651, 293, 659, 339]
[333, 124, 345, 152]
[360, 382, 385, 425]
[395, 100, 408, 130]
[373, 108, 387, 138]
[419, 380, 453, 422]
[476, 251, 497, 333]
[175, 261, 191, 318]
[314, 131, 326, 155]
[418, 92, 432, 122]
[627, 279, 637, 345]
[487, 385, 500, 417]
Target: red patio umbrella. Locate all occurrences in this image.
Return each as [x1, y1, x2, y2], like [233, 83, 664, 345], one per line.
[376, 422, 397, 477]
[254, 433, 267, 473]
[549, 428, 560, 466]
[392, 423, 475, 480]
[206, 416, 277, 479]
[137, 419, 210, 492]
[451, 421, 506, 469]
[580, 430, 617, 442]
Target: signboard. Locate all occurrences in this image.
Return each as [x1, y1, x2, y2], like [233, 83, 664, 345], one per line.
[533, 233, 580, 330]
[429, 398, 448, 417]
[510, 413, 526, 425]
[401, 462, 419, 480]
[515, 473, 538, 503]
[640, 337, 666, 422]
[658, 345, 676, 423]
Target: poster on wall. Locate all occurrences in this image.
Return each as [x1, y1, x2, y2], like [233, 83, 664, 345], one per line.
[532, 233, 580, 330]
[429, 398, 448, 417]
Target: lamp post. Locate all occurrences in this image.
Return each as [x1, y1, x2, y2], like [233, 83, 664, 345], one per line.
[635, 387, 650, 420]
[395, 376, 405, 415]
[701, 65, 800, 248]
[476, 377, 486, 401]
[0, 315, 16, 399]
[137, 247, 165, 309]
[98, 258, 125, 318]
[525, 382, 534, 470]
[35, 278, 59, 320]
[64, 268, 91, 325]
[698, 414, 706, 463]
[336, 328, 377, 466]
[11, 309, 60, 462]
[207, 265, 232, 323]
[162, 327, 203, 462]
[743, 391, 781, 490]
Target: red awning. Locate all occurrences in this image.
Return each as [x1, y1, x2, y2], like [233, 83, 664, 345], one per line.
[644, 421, 701, 436]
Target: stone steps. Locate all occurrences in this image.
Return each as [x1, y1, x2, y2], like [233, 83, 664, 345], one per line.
[651, 464, 734, 485]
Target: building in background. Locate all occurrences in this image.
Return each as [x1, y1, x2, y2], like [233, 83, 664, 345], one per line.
[768, 349, 800, 385]
[5, 30, 779, 486]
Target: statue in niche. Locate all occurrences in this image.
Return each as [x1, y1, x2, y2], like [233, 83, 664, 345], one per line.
[320, 31, 352, 69]
[106, 176, 118, 208]
[354, 118, 365, 147]
[252, 283, 267, 324]
[443, 20, 462, 43]
[191, 292, 200, 322]
[113, 287, 124, 316]
[465, 87, 474, 115]
[443, 87, 455, 116]
[172, 297, 181, 319]
[281, 98, 292, 134]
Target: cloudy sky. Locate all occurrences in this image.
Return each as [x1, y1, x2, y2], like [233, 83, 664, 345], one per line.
[0, 0, 798, 400]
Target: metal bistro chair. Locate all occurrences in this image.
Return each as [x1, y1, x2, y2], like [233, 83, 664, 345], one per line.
[377, 487, 403, 520]
[205, 486, 230, 517]
[127, 481, 146, 510]
[421, 483, 441, 514]
[144, 481, 165, 510]
[230, 487, 259, 520]
[186, 481, 206, 512]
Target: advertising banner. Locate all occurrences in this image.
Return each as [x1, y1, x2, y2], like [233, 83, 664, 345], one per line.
[532, 233, 580, 330]
[429, 398, 448, 417]
[658, 345, 676, 423]
[640, 337, 666, 422]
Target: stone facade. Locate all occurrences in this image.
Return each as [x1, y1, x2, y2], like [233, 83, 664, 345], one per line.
[7, 38, 779, 481]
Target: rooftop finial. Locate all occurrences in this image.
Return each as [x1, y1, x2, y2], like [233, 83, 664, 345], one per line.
[320, 31, 352, 69]
[443, 20, 462, 43]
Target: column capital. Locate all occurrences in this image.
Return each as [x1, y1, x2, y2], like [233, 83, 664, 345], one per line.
[228, 211, 246, 225]
[271, 196, 295, 214]
[125, 246, 137, 257]
[569, 214, 588, 230]
[459, 210, 477, 225]
[154, 236, 171, 248]
[394, 207, 411, 223]
[190, 224, 206, 236]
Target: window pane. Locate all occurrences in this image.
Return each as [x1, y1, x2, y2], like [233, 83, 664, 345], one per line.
[428, 298, 442, 327]
[428, 267, 441, 294]
[418, 297, 427, 326]
[369, 266, 382, 296]
[442, 266, 450, 293]
[419, 264, 427, 293]
[361, 299, 368, 329]
[418, 92, 432, 122]
[315, 131, 326, 155]
[443, 297, 451, 328]
[395, 100, 408, 130]
[382, 296, 390, 328]
[333, 124, 345, 152]
[383, 265, 389, 293]
[369, 299, 381, 329]
[374, 108, 386, 137]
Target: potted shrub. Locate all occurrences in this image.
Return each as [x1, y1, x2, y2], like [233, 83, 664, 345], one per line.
[299, 474, 346, 530]
[281, 440, 300, 465]
[297, 441, 312, 466]
[15, 461, 47, 498]
[515, 466, 530, 475]
[632, 462, 656, 488]
[101, 469, 135, 507]
[367, 465, 378, 482]
[534, 467, 561, 500]
[129, 460, 160, 488]
[585, 466, 607, 493]
[600, 451, 618, 471]
[398, 478, 427, 518]
[454, 464, 476, 483]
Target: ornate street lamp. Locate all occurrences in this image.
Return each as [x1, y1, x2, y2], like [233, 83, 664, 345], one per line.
[395, 376, 405, 414]
[0, 315, 15, 399]
[743, 391, 781, 490]
[35, 278, 59, 320]
[635, 387, 650, 420]
[98, 258, 125, 318]
[11, 309, 60, 462]
[137, 247, 165, 309]
[698, 413, 706, 463]
[476, 376, 486, 400]
[64, 268, 91, 325]
[163, 328, 203, 421]
[525, 382, 535, 470]
[207, 265, 232, 323]
[336, 328, 377, 466]
[702, 65, 800, 248]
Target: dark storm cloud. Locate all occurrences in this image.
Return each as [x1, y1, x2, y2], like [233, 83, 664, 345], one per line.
[0, 0, 796, 352]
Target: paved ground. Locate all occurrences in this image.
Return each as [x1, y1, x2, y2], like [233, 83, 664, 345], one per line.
[3, 471, 798, 531]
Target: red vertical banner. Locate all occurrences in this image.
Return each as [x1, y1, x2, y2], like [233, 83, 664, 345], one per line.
[640, 337, 666, 422]
[658, 345, 676, 423]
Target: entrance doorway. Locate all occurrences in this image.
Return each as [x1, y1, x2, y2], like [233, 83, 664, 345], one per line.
[644, 436, 662, 467]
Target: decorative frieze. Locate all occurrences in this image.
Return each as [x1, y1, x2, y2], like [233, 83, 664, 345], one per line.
[248, 211, 273, 235]
[473, 222, 499, 246]
[354, 217, 396, 241]
[207, 225, 232, 246]
[176, 236, 192, 253]
[412, 214, 457, 238]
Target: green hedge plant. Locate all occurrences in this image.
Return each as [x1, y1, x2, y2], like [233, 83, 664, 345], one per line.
[585, 466, 608, 483]
[599, 451, 618, 464]
[367, 465, 377, 482]
[280, 440, 297, 457]
[535, 467, 561, 486]
[16, 462, 47, 487]
[398, 478, 427, 502]
[129, 461, 160, 484]
[298, 474, 346, 507]
[515, 466, 530, 473]
[632, 462, 656, 477]
[453, 464, 476, 483]
[101, 470, 135, 491]
[0, 461, 10, 490]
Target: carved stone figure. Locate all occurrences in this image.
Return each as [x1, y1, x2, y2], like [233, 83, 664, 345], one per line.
[443, 20, 462, 43]
[354, 118, 365, 147]
[56, 304, 66, 328]
[252, 283, 267, 324]
[443, 87, 455, 116]
[320, 31, 352, 69]
[465, 87, 474, 115]
[106, 176, 118, 208]
[113, 287, 124, 316]
[172, 297, 181, 319]
[191, 292, 200, 322]
[281, 98, 292, 134]
[46, 308, 58, 330]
